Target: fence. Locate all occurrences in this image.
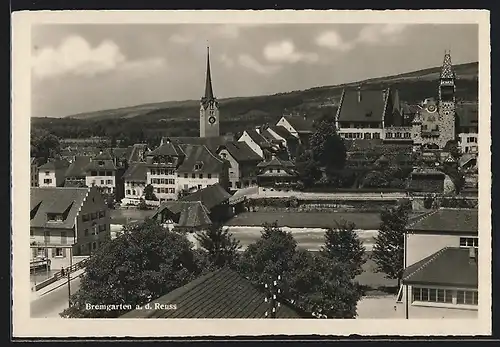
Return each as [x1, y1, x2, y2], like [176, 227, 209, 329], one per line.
[34, 257, 90, 292]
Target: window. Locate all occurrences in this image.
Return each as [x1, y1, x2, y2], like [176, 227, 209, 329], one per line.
[229, 182, 233, 188]
[191, 173, 196, 179]
[364, 132, 371, 140]
[92, 242, 97, 250]
[82, 214, 89, 222]
[457, 290, 478, 305]
[91, 171, 97, 176]
[194, 164, 202, 170]
[404, 132, 411, 139]
[198, 185, 202, 190]
[126, 189, 131, 195]
[98, 224, 106, 232]
[47, 213, 63, 222]
[412, 287, 453, 304]
[55, 248, 64, 257]
[208, 174, 212, 179]
[199, 174, 203, 179]
[460, 237, 478, 248]
[91, 212, 98, 220]
[395, 132, 402, 138]
[106, 179, 113, 184]
[151, 169, 156, 175]
[422, 125, 428, 131]
[98, 210, 105, 218]
[168, 188, 175, 193]
[386, 133, 393, 139]
[373, 133, 380, 139]
[43, 178, 52, 184]
[184, 173, 188, 178]
[84, 229, 89, 236]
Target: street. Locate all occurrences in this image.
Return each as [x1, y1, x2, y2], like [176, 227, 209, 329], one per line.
[30, 277, 81, 318]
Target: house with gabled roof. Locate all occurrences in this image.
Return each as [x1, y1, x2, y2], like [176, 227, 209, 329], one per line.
[64, 156, 92, 187]
[256, 155, 299, 193]
[83, 152, 118, 195]
[30, 186, 110, 268]
[120, 267, 311, 319]
[394, 208, 479, 318]
[215, 141, 263, 190]
[38, 159, 70, 188]
[276, 114, 314, 144]
[237, 129, 268, 158]
[122, 162, 149, 205]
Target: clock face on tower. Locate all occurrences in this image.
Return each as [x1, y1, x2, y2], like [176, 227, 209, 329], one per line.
[427, 104, 437, 113]
[208, 116, 217, 124]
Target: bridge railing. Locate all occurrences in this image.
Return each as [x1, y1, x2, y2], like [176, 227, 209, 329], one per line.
[33, 257, 90, 292]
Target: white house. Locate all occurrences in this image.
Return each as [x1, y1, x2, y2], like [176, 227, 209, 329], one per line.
[237, 130, 266, 158]
[38, 159, 70, 188]
[84, 153, 117, 194]
[122, 162, 148, 205]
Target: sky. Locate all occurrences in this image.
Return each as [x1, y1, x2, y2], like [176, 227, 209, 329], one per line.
[31, 23, 478, 118]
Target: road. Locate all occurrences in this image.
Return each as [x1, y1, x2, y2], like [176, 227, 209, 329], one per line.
[30, 277, 81, 318]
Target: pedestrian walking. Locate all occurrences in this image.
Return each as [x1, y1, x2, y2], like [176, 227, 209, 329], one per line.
[61, 267, 65, 277]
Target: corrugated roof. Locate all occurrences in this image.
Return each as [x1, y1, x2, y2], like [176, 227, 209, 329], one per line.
[408, 208, 478, 234]
[180, 183, 231, 210]
[30, 187, 89, 229]
[283, 115, 314, 133]
[337, 89, 388, 122]
[65, 156, 92, 177]
[122, 162, 148, 181]
[403, 247, 477, 288]
[38, 159, 70, 170]
[176, 145, 225, 174]
[217, 141, 262, 163]
[120, 267, 307, 318]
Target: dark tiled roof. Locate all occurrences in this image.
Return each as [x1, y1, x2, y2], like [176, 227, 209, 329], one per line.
[177, 201, 212, 228]
[38, 159, 70, 170]
[177, 145, 225, 174]
[269, 125, 294, 139]
[180, 183, 231, 210]
[128, 144, 149, 163]
[162, 136, 233, 152]
[245, 129, 268, 146]
[337, 89, 388, 122]
[217, 141, 263, 163]
[403, 247, 477, 288]
[122, 162, 148, 181]
[65, 156, 92, 177]
[120, 267, 307, 318]
[30, 187, 89, 229]
[283, 115, 314, 133]
[407, 208, 478, 234]
[110, 148, 130, 161]
[257, 156, 295, 168]
[408, 171, 445, 193]
[84, 158, 117, 172]
[148, 141, 184, 157]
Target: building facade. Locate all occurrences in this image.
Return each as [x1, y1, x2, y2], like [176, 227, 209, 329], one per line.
[122, 162, 148, 205]
[38, 159, 70, 188]
[30, 186, 110, 269]
[84, 153, 117, 194]
[216, 141, 262, 190]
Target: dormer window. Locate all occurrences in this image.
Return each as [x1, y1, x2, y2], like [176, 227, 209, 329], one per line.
[166, 156, 174, 164]
[47, 213, 64, 222]
[98, 161, 104, 166]
[194, 163, 203, 170]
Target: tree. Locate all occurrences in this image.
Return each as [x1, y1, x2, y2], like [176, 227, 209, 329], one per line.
[288, 250, 362, 318]
[320, 220, 366, 278]
[144, 184, 157, 201]
[60, 219, 204, 318]
[309, 118, 346, 172]
[371, 201, 412, 287]
[195, 224, 241, 270]
[238, 221, 362, 318]
[444, 140, 461, 160]
[30, 128, 61, 165]
[295, 149, 322, 188]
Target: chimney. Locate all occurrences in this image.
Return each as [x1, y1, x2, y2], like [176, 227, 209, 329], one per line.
[468, 246, 477, 264]
[357, 86, 362, 103]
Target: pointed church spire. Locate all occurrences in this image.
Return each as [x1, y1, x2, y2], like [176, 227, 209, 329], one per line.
[204, 45, 215, 101]
[440, 50, 455, 80]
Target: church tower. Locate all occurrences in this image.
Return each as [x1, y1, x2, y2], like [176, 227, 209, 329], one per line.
[199, 46, 220, 138]
[437, 50, 457, 147]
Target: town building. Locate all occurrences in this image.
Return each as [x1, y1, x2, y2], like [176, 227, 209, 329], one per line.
[144, 140, 229, 202]
[84, 152, 118, 195]
[262, 125, 300, 159]
[237, 129, 268, 158]
[30, 158, 39, 187]
[455, 102, 479, 154]
[256, 156, 299, 193]
[152, 183, 232, 231]
[120, 267, 310, 318]
[199, 47, 220, 138]
[216, 141, 263, 190]
[122, 162, 148, 205]
[276, 114, 315, 145]
[336, 52, 467, 151]
[38, 159, 70, 188]
[64, 156, 92, 187]
[396, 208, 478, 318]
[30, 186, 111, 269]
[407, 168, 456, 196]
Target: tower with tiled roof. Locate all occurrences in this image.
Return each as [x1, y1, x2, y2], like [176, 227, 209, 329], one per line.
[200, 46, 220, 138]
[437, 50, 457, 147]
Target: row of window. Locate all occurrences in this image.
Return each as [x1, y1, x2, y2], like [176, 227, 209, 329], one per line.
[151, 178, 175, 185]
[91, 179, 113, 185]
[89, 171, 114, 176]
[83, 224, 107, 236]
[460, 237, 478, 248]
[341, 132, 381, 140]
[156, 188, 176, 194]
[126, 189, 141, 196]
[43, 178, 53, 184]
[421, 124, 439, 131]
[466, 137, 478, 143]
[150, 169, 175, 175]
[81, 210, 106, 222]
[412, 287, 478, 306]
[386, 132, 412, 139]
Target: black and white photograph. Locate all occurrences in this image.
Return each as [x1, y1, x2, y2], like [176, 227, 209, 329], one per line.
[12, 10, 491, 337]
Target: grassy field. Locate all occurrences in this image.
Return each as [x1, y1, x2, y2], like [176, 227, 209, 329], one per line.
[227, 211, 383, 230]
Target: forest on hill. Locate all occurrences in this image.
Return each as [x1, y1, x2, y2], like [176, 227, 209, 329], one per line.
[31, 62, 478, 148]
